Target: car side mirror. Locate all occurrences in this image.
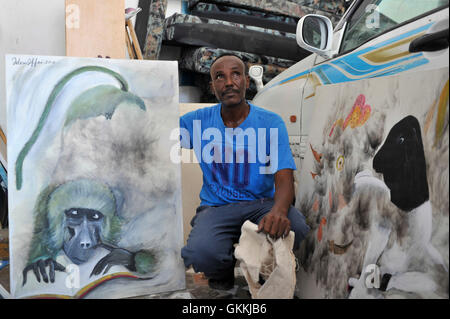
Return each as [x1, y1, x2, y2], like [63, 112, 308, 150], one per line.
[249, 65, 264, 92]
[296, 14, 333, 58]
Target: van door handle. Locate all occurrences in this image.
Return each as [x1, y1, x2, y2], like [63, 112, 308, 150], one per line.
[409, 28, 449, 52]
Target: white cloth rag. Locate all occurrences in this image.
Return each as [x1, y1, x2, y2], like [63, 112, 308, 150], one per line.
[234, 220, 296, 299]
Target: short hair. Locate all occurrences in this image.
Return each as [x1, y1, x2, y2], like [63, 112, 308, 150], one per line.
[209, 53, 249, 76]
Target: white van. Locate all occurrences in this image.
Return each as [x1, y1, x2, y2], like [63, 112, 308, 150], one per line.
[251, 0, 449, 180]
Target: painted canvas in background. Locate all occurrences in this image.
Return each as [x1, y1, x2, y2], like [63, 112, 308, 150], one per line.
[296, 68, 449, 299]
[6, 55, 184, 298]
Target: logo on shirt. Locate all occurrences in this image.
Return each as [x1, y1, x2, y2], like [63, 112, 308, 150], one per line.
[169, 120, 279, 175]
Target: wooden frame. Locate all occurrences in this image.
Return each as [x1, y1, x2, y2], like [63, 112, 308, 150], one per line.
[65, 0, 125, 58]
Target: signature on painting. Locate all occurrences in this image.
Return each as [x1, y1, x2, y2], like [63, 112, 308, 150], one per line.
[12, 57, 56, 68]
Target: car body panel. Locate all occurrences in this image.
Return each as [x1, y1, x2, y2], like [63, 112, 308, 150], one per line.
[252, 4, 449, 179]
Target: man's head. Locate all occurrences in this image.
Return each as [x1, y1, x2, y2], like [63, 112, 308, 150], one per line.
[209, 54, 250, 108]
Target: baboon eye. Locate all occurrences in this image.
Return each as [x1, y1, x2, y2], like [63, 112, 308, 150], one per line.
[87, 211, 103, 221]
[65, 209, 78, 217]
[65, 209, 82, 219]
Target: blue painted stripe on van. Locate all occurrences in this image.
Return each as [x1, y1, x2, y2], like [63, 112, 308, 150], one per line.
[348, 23, 432, 57]
[321, 23, 432, 79]
[258, 68, 311, 93]
[261, 22, 434, 92]
[329, 23, 432, 76]
[313, 56, 429, 84]
[328, 53, 423, 78]
[314, 68, 332, 85]
[279, 69, 310, 85]
[335, 58, 373, 73]
[366, 58, 430, 79]
[314, 63, 351, 83]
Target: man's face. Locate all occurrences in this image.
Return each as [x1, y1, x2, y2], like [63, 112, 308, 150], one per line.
[210, 56, 250, 107]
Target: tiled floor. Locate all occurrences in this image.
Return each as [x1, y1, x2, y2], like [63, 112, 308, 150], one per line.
[137, 268, 252, 299]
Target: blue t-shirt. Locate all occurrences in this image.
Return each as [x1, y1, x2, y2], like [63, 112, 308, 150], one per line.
[180, 102, 296, 206]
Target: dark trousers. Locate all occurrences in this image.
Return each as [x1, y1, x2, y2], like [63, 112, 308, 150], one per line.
[181, 198, 310, 280]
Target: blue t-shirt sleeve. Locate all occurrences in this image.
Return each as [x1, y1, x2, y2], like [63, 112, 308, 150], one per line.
[180, 112, 194, 149]
[272, 116, 296, 173]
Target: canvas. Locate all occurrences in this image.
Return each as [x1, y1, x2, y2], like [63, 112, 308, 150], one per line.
[296, 68, 449, 299]
[6, 55, 185, 299]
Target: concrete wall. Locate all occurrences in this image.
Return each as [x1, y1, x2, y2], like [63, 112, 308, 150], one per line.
[179, 103, 216, 244]
[0, 0, 66, 137]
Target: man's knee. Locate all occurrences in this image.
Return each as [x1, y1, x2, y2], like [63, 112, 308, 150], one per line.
[182, 238, 234, 277]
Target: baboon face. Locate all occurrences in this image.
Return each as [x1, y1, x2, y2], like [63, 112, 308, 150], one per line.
[63, 208, 104, 264]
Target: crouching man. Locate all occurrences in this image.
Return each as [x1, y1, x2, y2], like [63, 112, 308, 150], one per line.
[180, 54, 310, 290]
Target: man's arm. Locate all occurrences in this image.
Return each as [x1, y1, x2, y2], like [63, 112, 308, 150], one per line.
[257, 168, 295, 239]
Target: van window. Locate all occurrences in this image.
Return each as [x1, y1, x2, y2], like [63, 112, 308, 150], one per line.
[340, 0, 448, 53]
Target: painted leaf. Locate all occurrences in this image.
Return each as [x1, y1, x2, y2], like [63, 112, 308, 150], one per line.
[64, 85, 146, 128]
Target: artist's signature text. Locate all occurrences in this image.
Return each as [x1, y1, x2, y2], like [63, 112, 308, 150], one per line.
[12, 57, 56, 68]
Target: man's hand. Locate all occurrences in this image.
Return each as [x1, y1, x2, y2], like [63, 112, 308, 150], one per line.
[257, 209, 291, 239]
[257, 169, 295, 240]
